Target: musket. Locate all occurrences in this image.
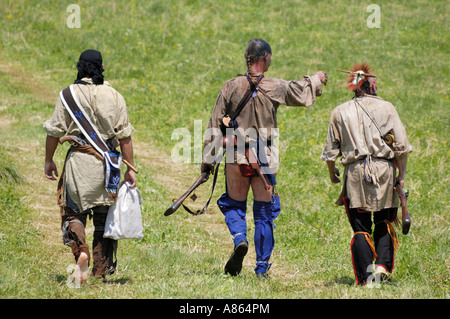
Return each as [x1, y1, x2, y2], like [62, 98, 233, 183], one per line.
[394, 183, 411, 235]
[164, 172, 209, 216]
[59, 135, 138, 173]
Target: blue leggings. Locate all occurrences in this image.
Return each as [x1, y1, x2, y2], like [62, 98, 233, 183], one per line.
[218, 193, 280, 273]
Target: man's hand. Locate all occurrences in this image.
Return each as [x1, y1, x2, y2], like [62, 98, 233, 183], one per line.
[45, 135, 59, 181]
[396, 174, 405, 189]
[45, 160, 59, 180]
[124, 169, 136, 188]
[326, 160, 340, 184]
[314, 71, 328, 85]
[330, 167, 341, 184]
[201, 162, 213, 182]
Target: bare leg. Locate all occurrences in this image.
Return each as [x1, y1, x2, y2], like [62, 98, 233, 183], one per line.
[225, 164, 250, 201]
[250, 173, 274, 202]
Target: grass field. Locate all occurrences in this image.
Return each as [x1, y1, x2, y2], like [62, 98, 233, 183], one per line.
[0, 0, 448, 302]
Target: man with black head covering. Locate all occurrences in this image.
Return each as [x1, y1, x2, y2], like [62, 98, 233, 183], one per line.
[44, 49, 136, 285]
[74, 49, 106, 85]
[321, 64, 412, 285]
[202, 39, 327, 278]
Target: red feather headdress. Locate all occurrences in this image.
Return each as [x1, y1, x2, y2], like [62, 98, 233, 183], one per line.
[339, 63, 376, 93]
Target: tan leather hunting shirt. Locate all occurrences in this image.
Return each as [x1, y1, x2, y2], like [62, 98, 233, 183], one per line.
[203, 73, 323, 170]
[321, 95, 412, 211]
[44, 78, 133, 212]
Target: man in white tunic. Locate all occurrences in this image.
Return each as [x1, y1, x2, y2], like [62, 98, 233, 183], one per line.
[321, 64, 412, 285]
[44, 50, 136, 284]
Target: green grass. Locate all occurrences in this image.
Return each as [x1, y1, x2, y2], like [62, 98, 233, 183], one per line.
[0, 0, 448, 300]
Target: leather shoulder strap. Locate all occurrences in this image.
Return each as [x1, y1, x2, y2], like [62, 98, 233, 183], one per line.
[60, 85, 109, 155]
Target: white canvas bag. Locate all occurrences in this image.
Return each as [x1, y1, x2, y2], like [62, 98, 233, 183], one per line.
[104, 182, 143, 240]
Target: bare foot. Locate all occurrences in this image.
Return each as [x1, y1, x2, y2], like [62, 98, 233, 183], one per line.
[73, 252, 89, 286]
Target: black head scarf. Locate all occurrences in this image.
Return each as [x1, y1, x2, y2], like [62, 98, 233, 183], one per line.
[75, 49, 104, 85]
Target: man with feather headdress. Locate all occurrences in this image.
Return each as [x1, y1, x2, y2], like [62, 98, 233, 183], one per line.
[320, 64, 412, 285]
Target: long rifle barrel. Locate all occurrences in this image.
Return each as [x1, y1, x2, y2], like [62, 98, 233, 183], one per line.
[164, 172, 209, 216]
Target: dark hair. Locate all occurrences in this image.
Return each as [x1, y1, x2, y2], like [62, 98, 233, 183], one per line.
[356, 76, 377, 96]
[244, 39, 272, 68]
[75, 49, 104, 85]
